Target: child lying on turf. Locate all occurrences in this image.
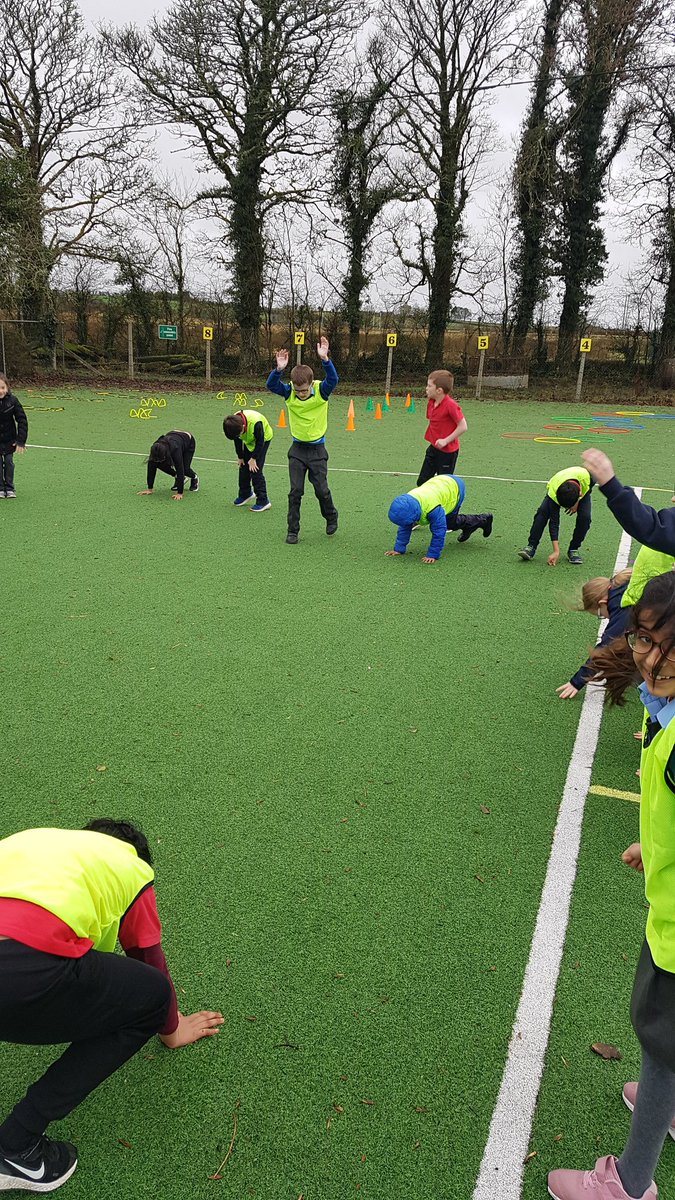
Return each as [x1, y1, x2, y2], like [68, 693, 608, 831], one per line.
[386, 474, 492, 564]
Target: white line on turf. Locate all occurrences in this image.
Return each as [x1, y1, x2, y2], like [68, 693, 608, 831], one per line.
[22, 446, 670, 491]
[471, 491, 641, 1200]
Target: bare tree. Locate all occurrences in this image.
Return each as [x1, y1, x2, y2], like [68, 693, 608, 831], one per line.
[382, 0, 527, 367]
[110, 0, 357, 376]
[0, 0, 149, 324]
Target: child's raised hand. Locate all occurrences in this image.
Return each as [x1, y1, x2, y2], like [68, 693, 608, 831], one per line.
[317, 336, 330, 360]
[622, 842, 643, 872]
[275, 347, 289, 371]
[547, 550, 560, 566]
[556, 682, 579, 699]
[582, 448, 615, 486]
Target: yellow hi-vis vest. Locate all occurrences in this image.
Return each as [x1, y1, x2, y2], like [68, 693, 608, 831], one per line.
[409, 475, 460, 524]
[0, 829, 154, 953]
[239, 410, 273, 454]
[287, 382, 328, 441]
[623, 546, 675, 608]
[640, 710, 675, 971]
[547, 467, 591, 503]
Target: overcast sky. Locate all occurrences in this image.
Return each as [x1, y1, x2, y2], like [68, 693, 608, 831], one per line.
[79, 0, 643, 325]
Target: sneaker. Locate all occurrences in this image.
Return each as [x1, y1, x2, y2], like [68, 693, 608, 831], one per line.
[482, 514, 493, 538]
[548, 1155, 656, 1200]
[0, 491, 5, 499]
[286, 532, 298, 544]
[326, 519, 338, 536]
[190, 475, 200, 492]
[568, 550, 583, 565]
[251, 501, 271, 512]
[623, 1082, 675, 1140]
[5, 488, 16, 499]
[0, 1134, 78, 1191]
[233, 494, 254, 507]
[518, 546, 535, 561]
[171, 483, 179, 492]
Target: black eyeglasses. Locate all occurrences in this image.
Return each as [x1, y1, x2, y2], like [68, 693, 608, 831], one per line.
[626, 630, 675, 664]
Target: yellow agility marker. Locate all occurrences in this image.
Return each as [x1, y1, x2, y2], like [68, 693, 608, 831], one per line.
[615, 411, 654, 417]
[533, 436, 582, 444]
[579, 337, 592, 353]
[478, 335, 489, 350]
[234, 391, 248, 405]
[216, 391, 226, 400]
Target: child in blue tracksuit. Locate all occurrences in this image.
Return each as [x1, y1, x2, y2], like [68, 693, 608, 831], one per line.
[386, 474, 492, 564]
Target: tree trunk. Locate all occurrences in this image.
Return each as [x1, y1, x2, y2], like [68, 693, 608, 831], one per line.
[230, 169, 264, 376]
[344, 230, 367, 376]
[657, 205, 675, 371]
[510, 0, 564, 356]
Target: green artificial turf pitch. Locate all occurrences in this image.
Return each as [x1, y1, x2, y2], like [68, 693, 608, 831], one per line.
[1, 383, 674, 1200]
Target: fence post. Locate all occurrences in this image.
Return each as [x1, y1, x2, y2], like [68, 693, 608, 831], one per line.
[127, 318, 134, 380]
[0, 323, 5, 376]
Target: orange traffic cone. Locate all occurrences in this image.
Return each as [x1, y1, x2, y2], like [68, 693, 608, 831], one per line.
[346, 412, 356, 432]
[405, 392, 411, 408]
[277, 408, 287, 428]
[347, 398, 355, 419]
[375, 402, 383, 420]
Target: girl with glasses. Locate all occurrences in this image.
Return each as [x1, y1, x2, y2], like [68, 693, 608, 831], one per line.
[548, 571, 675, 1200]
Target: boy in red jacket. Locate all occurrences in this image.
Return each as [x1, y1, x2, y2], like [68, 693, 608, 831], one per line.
[416, 370, 467, 484]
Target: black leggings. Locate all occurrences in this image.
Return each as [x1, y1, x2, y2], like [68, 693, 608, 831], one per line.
[0, 941, 171, 1150]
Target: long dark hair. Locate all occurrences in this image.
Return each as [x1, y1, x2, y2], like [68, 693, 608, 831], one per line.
[147, 435, 171, 468]
[589, 571, 675, 705]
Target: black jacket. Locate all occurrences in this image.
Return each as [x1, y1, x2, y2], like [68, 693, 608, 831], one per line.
[601, 476, 675, 556]
[0, 392, 28, 452]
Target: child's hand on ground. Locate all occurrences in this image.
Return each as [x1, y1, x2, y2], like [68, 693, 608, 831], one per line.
[172, 493, 183, 501]
[556, 683, 579, 699]
[317, 336, 330, 360]
[385, 550, 403, 556]
[137, 489, 153, 495]
[159, 1010, 224, 1048]
[275, 347, 289, 371]
[582, 448, 614, 485]
[622, 842, 643, 872]
[421, 556, 437, 564]
[547, 550, 560, 566]
[248, 458, 259, 472]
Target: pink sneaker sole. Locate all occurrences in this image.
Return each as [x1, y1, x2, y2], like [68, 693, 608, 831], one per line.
[623, 1083, 675, 1140]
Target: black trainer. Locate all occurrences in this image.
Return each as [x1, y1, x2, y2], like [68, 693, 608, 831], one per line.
[326, 519, 338, 536]
[0, 1135, 78, 1191]
[482, 513, 493, 538]
[190, 475, 200, 492]
[286, 532, 298, 544]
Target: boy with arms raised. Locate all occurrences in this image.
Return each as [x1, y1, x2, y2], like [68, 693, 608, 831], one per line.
[266, 337, 339, 544]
